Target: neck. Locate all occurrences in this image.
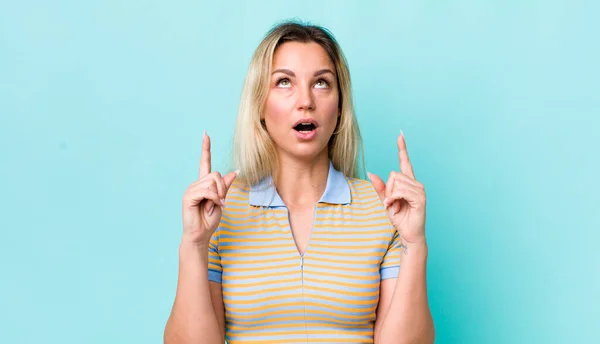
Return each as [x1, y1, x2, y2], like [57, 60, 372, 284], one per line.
[274, 150, 330, 209]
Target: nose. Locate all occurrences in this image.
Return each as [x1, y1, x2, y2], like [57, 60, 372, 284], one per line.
[296, 84, 315, 111]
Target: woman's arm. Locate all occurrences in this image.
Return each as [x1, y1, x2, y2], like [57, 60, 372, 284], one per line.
[369, 133, 434, 343]
[374, 242, 434, 344]
[164, 242, 225, 344]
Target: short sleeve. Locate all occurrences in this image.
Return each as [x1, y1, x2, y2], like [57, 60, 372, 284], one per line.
[207, 228, 222, 283]
[380, 227, 405, 280]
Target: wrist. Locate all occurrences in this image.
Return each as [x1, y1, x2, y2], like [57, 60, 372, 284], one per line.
[179, 238, 210, 255]
[403, 237, 427, 246]
[401, 237, 428, 255]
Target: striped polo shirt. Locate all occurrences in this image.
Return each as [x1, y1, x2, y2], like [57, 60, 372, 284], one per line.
[208, 161, 404, 343]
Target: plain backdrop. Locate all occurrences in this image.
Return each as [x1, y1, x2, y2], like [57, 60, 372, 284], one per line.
[1, 1, 598, 343]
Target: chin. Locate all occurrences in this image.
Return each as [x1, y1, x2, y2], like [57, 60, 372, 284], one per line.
[282, 142, 329, 162]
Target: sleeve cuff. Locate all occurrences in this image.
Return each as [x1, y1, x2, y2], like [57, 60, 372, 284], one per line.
[208, 269, 222, 283]
[380, 266, 399, 280]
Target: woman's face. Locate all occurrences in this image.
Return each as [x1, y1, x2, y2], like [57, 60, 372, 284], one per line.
[263, 41, 339, 163]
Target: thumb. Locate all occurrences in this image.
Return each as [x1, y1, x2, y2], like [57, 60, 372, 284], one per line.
[367, 172, 386, 202]
[223, 169, 240, 190]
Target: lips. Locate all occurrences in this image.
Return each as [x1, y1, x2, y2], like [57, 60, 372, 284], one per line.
[292, 118, 319, 141]
[292, 118, 319, 132]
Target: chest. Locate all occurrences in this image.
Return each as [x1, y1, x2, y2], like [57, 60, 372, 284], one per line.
[219, 204, 394, 336]
[287, 206, 314, 255]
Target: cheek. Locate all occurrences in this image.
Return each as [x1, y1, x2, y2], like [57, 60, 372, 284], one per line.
[264, 93, 292, 133]
[317, 94, 340, 128]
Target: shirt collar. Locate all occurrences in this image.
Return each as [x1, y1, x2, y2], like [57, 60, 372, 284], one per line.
[249, 160, 351, 207]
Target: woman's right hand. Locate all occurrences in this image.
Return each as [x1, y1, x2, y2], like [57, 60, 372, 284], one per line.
[181, 131, 238, 247]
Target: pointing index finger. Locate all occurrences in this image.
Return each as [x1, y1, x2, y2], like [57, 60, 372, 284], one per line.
[398, 130, 415, 179]
[199, 131, 211, 178]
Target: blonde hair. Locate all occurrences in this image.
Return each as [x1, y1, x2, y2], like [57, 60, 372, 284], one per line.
[233, 20, 364, 186]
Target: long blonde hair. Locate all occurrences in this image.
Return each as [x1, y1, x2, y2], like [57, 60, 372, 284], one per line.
[233, 20, 364, 186]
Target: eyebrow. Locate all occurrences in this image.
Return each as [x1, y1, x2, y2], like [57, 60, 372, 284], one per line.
[272, 68, 335, 77]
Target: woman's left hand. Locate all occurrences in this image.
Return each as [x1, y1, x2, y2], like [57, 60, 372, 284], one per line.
[368, 132, 427, 245]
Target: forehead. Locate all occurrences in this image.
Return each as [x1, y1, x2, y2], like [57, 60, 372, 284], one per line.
[272, 41, 335, 70]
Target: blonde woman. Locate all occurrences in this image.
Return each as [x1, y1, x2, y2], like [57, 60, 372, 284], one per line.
[164, 21, 434, 344]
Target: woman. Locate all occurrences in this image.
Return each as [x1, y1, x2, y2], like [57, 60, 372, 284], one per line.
[164, 21, 434, 344]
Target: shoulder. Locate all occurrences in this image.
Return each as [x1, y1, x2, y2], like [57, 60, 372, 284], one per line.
[214, 179, 252, 237]
[224, 179, 250, 204]
[346, 177, 381, 204]
[346, 177, 395, 233]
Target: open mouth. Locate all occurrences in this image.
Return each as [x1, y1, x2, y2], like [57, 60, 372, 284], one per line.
[293, 122, 317, 132]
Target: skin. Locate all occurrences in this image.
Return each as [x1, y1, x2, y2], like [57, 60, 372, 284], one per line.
[263, 41, 341, 254]
[369, 132, 435, 343]
[164, 41, 434, 344]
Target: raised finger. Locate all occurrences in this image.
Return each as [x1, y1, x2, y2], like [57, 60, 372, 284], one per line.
[198, 131, 211, 178]
[398, 131, 415, 179]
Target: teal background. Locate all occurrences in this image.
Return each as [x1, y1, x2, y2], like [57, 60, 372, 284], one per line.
[1, 1, 598, 343]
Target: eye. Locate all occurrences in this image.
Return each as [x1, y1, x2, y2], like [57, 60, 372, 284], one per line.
[276, 77, 291, 88]
[315, 79, 330, 89]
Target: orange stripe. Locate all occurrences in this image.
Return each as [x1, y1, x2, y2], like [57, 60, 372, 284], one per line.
[305, 292, 378, 305]
[303, 268, 380, 280]
[217, 229, 289, 237]
[310, 243, 389, 250]
[220, 216, 288, 225]
[227, 308, 374, 320]
[304, 256, 380, 266]
[343, 202, 383, 212]
[315, 207, 387, 217]
[225, 195, 249, 201]
[350, 194, 380, 202]
[223, 284, 299, 297]
[311, 229, 389, 236]
[314, 215, 389, 223]
[307, 263, 379, 273]
[228, 322, 372, 331]
[221, 256, 296, 265]
[313, 222, 390, 229]
[222, 292, 301, 305]
[219, 222, 287, 230]
[227, 330, 373, 338]
[228, 315, 371, 326]
[222, 209, 286, 219]
[207, 257, 221, 265]
[304, 284, 379, 297]
[303, 277, 380, 289]
[224, 277, 299, 289]
[218, 242, 293, 250]
[311, 237, 390, 243]
[219, 236, 290, 243]
[224, 262, 297, 272]
[308, 250, 385, 258]
[220, 249, 296, 258]
[229, 338, 372, 344]
[224, 269, 297, 280]
[221, 214, 388, 225]
[225, 301, 377, 313]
